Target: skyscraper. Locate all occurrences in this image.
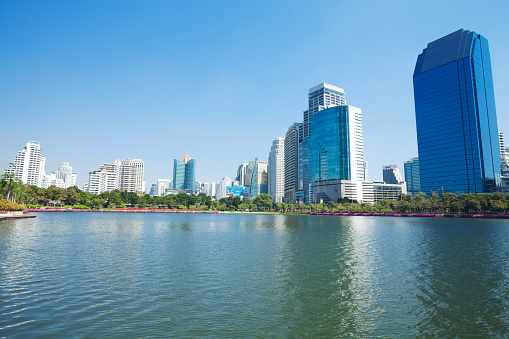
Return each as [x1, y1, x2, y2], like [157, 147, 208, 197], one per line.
[413, 29, 501, 194]
[299, 83, 347, 203]
[310, 105, 364, 183]
[284, 123, 301, 203]
[173, 152, 196, 191]
[404, 157, 421, 195]
[5, 141, 46, 187]
[121, 158, 145, 193]
[268, 137, 285, 203]
[56, 162, 77, 188]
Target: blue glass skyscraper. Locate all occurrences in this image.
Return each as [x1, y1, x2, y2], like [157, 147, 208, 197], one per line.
[173, 152, 195, 191]
[413, 29, 501, 194]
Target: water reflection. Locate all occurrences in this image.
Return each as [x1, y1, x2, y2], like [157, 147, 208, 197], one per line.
[1, 214, 509, 337]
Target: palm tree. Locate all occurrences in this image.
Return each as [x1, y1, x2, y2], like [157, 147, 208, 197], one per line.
[0, 173, 22, 202]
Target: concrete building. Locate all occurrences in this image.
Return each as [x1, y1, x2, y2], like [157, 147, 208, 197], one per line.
[121, 158, 145, 193]
[5, 141, 46, 187]
[284, 123, 301, 203]
[372, 182, 406, 202]
[41, 173, 65, 189]
[56, 162, 77, 188]
[311, 180, 374, 204]
[268, 137, 285, 203]
[87, 159, 136, 194]
[215, 177, 232, 200]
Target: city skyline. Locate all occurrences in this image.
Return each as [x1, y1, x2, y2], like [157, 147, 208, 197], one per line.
[1, 1, 509, 188]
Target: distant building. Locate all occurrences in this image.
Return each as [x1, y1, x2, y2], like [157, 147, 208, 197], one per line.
[404, 157, 421, 195]
[247, 160, 268, 199]
[121, 158, 145, 193]
[87, 159, 136, 194]
[300, 83, 347, 204]
[157, 179, 172, 196]
[210, 182, 218, 198]
[236, 163, 249, 187]
[311, 180, 373, 203]
[173, 152, 196, 192]
[414, 29, 501, 194]
[383, 165, 404, 185]
[268, 137, 285, 203]
[149, 184, 158, 196]
[284, 123, 301, 203]
[372, 182, 406, 202]
[5, 141, 46, 187]
[56, 162, 77, 188]
[41, 173, 65, 189]
[215, 177, 232, 200]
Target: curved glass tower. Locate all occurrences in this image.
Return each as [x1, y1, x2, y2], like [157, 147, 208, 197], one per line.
[413, 29, 501, 194]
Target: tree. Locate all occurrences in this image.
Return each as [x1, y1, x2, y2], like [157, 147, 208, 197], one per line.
[253, 194, 273, 211]
[0, 173, 21, 202]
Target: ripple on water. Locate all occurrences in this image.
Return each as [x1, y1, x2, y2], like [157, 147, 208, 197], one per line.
[1, 214, 509, 337]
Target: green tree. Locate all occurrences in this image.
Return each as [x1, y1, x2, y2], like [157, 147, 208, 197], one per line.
[0, 173, 22, 202]
[253, 194, 273, 211]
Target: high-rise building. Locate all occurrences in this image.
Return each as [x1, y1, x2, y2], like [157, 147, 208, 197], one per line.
[303, 83, 346, 139]
[404, 157, 421, 195]
[173, 152, 196, 191]
[41, 173, 65, 189]
[235, 163, 249, 186]
[5, 141, 46, 187]
[56, 162, 77, 188]
[243, 160, 268, 199]
[284, 123, 301, 203]
[310, 105, 364, 183]
[215, 177, 232, 200]
[299, 83, 347, 203]
[413, 29, 501, 194]
[87, 159, 136, 194]
[121, 159, 145, 193]
[383, 165, 404, 185]
[268, 137, 285, 203]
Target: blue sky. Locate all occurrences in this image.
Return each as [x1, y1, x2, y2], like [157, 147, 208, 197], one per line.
[1, 0, 508, 189]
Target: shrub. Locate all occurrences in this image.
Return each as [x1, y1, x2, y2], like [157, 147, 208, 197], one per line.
[0, 200, 27, 211]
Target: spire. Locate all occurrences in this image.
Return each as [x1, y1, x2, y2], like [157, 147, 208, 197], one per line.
[182, 151, 191, 164]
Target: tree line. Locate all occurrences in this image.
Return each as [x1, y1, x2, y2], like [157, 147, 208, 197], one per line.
[2, 174, 509, 214]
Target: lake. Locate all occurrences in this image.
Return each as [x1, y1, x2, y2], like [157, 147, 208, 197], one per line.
[1, 212, 509, 337]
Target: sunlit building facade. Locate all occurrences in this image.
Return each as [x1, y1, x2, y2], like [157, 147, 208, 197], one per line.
[414, 29, 501, 194]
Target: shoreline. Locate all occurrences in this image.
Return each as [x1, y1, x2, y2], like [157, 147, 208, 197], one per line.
[18, 208, 509, 219]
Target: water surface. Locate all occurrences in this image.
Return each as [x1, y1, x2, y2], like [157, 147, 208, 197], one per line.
[1, 213, 509, 337]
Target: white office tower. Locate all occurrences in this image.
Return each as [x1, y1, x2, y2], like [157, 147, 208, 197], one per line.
[210, 182, 218, 198]
[215, 177, 232, 200]
[55, 162, 77, 188]
[348, 106, 365, 182]
[121, 158, 145, 193]
[383, 165, 404, 184]
[268, 137, 285, 203]
[5, 141, 46, 187]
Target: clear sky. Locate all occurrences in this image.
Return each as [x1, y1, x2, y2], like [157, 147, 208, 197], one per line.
[1, 0, 508, 190]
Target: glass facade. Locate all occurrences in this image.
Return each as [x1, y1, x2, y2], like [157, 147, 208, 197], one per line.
[310, 106, 351, 182]
[173, 157, 195, 191]
[404, 157, 421, 195]
[413, 29, 501, 194]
